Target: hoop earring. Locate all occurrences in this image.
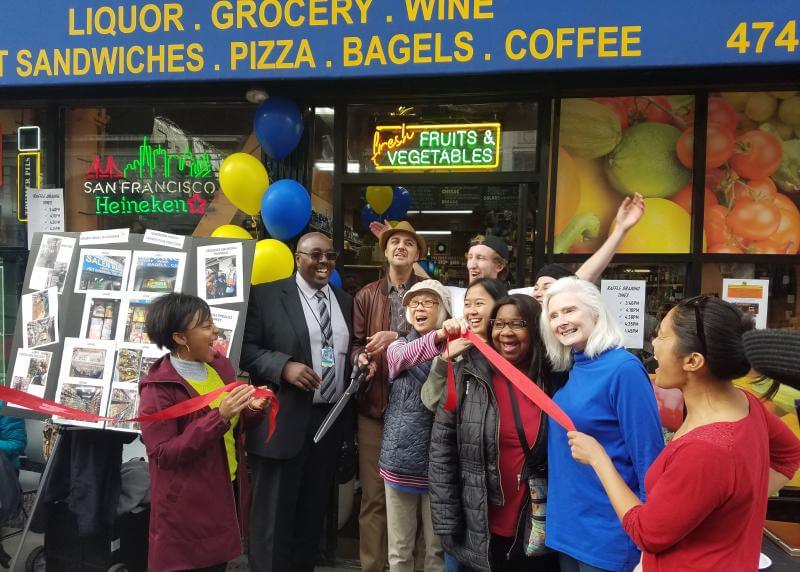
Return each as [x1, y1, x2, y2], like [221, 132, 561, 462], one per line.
[183, 344, 191, 359]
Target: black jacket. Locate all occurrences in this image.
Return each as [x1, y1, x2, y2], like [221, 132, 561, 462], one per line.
[241, 275, 353, 459]
[429, 349, 548, 571]
[379, 330, 434, 478]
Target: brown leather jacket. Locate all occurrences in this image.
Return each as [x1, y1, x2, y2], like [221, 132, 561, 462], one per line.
[351, 273, 423, 419]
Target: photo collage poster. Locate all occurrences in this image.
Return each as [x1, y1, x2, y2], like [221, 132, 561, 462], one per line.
[5, 231, 254, 432]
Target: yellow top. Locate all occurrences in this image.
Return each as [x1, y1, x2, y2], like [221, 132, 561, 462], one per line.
[185, 364, 238, 480]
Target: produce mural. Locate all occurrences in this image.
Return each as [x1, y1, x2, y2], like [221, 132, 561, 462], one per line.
[554, 92, 800, 255]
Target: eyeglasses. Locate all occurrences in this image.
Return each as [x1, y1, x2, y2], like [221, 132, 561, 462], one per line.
[408, 299, 439, 309]
[296, 250, 338, 262]
[489, 319, 528, 331]
[683, 295, 708, 355]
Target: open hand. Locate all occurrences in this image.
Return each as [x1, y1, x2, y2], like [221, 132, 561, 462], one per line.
[615, 193, 645, 232]
[366, 331, 398, 354]
[369, 220, 392, 239]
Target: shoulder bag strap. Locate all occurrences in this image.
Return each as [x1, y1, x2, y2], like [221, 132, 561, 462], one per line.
[505, 379, 547, 479]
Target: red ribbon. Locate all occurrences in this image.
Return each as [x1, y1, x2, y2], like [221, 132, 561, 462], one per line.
[444, 330, 576, 432]
[0, 383, 279, 440]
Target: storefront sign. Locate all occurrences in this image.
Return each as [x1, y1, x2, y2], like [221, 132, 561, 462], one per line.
[26, 188, 65, 249]
[372, 123, 500, 171]
[83, 135, 214, 216]
[600, 280, 645, 349]
[0, 2, 797, 86]
[722, 278, 770, 329]
[17, 152, 40, 222]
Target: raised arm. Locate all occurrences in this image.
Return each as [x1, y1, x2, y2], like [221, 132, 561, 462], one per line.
[575, 193, 644, 283]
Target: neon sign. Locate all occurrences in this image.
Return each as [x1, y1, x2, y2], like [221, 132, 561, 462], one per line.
[371, 123, 501, 172]
[84, 135, 216, 216]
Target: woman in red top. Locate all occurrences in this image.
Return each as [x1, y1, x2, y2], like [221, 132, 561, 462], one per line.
[568, 296, 800, 571]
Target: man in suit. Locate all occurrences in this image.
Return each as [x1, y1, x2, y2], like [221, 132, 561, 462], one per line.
[242, 232, 353, 572]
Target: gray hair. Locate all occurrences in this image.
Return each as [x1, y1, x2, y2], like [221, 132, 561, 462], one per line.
[539, 277, 624, 371]
[405, 292, 449, 331]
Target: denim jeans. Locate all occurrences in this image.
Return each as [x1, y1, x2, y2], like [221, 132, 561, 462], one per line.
[558, 553, 612, 572]
[444, 552, 464, 572]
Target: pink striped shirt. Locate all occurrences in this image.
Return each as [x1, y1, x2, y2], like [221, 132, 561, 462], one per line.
[387, 329, 446, 379]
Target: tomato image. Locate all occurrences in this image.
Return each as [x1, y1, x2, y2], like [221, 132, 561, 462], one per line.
[592, 97, 630, 130]
[672, 184, 717, 214]
[704, 204, 732, 247]
[705, 167, 739, 198]
[633, 96, 673, 124]
[707, 242, 745, 254]
[772, 194, 800, 254]
[726, 197, 781, 241]
[676, 125, 734, 169]
[731, 178, 777, 202]
[707, 96, 740, 133]
[729, 130, 783, 179]
[748, 239, 788, 254]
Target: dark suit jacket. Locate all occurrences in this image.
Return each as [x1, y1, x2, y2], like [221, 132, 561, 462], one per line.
[241, 275, 353, 459]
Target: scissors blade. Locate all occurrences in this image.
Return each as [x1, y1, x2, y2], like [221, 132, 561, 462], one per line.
[313, 365, 368, 444]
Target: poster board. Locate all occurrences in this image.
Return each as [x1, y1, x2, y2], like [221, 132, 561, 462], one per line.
[600, 279, 646, 350]
[2, 230, 255, 433]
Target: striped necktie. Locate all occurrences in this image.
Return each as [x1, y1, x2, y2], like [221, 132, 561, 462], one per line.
[315, 290, 336, 401]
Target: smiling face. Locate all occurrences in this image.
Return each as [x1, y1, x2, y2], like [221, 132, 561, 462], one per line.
[466, 244, 503, 282]
[464, 283, 494, 340]
[173, 310, 219, 364]
[408, 293, 440, 334]
[491, 303, 531, 367]
[296, 233, 334, 289]
[532, 275, 557, 304]
[652, 308, 689, 389]
[385, 231, 419, 270]
[547, 291, 596, 351]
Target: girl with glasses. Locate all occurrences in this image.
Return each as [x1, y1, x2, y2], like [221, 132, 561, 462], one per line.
[567, 295, 800, 571]
[429, 294, 560, 572]
[539, 277, 664, 572]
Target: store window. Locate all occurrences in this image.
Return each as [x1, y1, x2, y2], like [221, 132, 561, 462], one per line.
[702, 91, 800, 254]
[341, 184, 534, 293]
[346, 101, 537, 174]
[64, 105, 256, 236]
[554, 95, 695, 254]
[310, 107, 335, 235]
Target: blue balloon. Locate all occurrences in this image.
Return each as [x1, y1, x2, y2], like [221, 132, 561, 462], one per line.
[329, 269, 342, 289]
[253, 97, 304, 160]
[384, 186, 411, 220]
[261, 179, 311, 241]
[361, 205, 381, 229]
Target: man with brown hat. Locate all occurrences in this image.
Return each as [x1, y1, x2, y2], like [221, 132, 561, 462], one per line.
[351, 221, 426, 572]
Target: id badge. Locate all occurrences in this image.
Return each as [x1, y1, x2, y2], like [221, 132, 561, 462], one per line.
[321, 345, 335, 368]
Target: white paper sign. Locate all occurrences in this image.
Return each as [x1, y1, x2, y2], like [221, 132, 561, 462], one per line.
[722, 278, 770, 329]
[26, 189, 65, 248]
[79, 228, 130, 246]
[143, 229, 186, 250]
[600, 280, 646, 350]
[29, 234, 76, 293]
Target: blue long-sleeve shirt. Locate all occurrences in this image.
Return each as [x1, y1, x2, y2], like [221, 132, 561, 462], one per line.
[546, 348, 664, 571]
[0, 405, 27, 470]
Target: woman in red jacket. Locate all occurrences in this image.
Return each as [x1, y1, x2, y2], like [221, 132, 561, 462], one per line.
[568, 296, 800, 571]
[139, 293, 266, 571]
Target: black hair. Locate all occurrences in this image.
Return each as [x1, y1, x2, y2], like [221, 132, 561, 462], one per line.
[466, 277, 508, 302]
[145, 293, 212, 352]
[489, 294, 555, 394]
[535, 263, 575, 281]
[671, 296, 755, 380]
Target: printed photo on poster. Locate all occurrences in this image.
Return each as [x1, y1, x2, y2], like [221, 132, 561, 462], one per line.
[9, 349, 52, 400]
[21, 287, 59, 349]
[210, 307, 239, 358]
[197, 243, 244, 306]
[74, 249, 132, 293]
[112, 343, 168, 384]
[128, 250, 187, 293]
[106, 385, 141, 433]
[29, 234, 76, 292]
[722, 278, 770, 329]
[79, 292, 124, 341]
[54, 338, 115, 429]
[117, 293, 162, 344]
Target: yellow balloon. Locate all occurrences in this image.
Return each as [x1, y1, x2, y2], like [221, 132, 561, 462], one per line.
[252, 239, 295, 285]
[366, 186, 394, 215]
[219, 153, 269, 216]
[211, 225, 253, 239]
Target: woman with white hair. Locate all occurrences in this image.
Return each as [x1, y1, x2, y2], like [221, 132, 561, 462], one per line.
[539, 277, 663, 572]
[368, 279, 462, 572]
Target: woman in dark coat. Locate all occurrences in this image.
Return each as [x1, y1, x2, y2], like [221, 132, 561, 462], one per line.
[139, 293, 266, 571]
[429, 295, 560, 572]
